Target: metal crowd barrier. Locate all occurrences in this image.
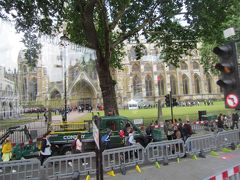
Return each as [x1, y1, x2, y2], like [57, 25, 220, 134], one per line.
[0, 158, 40, 180]
[102, 144, 145, 172]
[191, 124, 205, 131]
[216, 130, 240, 149]
[145, 139, 185, 162]
[185, 134, 216, 155]
[0, 131, 239, 179]
[42, 152, 96, 180]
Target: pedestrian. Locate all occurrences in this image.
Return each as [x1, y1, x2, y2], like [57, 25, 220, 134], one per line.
[1, 137, 13, 162]
[40, 131, 52, 166]
[119, 129, 125, 145]
[44, 111, 48, 122]
[217, 113, 224, 131]
[69, 133, 87, 166]
[123, 122, 131, 146]
[101, 129, 112, 150]
[164, 120, 174, 140]
[1, 137, 16, 173]
[231, 112, 239, 129]
[182, 120, 193, 141]
[127, 128, 138, 158]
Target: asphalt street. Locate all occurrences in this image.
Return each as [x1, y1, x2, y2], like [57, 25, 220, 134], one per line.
[103, 149, 240, 180]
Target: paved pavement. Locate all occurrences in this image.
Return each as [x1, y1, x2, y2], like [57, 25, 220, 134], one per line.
[51, 111, 88, 122]
[103, 150, 240, 180]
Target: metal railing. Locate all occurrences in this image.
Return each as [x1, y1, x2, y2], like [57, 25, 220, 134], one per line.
[185, 134, 216, 155]
[0, 129, 239, 179]
[42, 152, 96, 179]
[102, 144, 145, 172]
[0, 159, 40, 180]
[145, 139, 185, 162]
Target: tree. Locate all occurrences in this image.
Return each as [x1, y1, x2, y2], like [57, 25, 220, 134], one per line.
[0, 0, 238, 115]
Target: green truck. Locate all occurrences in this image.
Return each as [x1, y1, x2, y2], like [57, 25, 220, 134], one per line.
[49, 115, 164, 155]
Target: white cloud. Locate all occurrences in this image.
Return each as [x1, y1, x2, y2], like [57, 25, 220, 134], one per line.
[0, 20, 25, 70]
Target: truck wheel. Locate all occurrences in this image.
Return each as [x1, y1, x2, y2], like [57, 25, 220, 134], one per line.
[62, 147, 72, 155]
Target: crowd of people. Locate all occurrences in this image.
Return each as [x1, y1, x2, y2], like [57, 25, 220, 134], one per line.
[163, 119, 193, 142]
[215, 113, 239, 131]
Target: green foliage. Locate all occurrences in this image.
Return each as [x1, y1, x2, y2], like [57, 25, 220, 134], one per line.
[1, 0, 238, 68]
[21, 30, 41, 68]
[199, 42, 219, 74]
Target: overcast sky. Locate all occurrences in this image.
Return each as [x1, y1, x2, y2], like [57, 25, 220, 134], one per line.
[0, 20, 25, 70]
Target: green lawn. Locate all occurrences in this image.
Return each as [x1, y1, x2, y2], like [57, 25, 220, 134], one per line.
[81, 101, 234, 124]
[0, 101, 235, 129]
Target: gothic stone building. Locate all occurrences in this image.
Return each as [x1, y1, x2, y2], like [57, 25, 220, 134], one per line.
[0, 66, 19, 119]
[17, 42, 222, 109]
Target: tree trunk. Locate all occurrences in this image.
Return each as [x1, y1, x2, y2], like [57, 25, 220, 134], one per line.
[96, 54, 119, 116]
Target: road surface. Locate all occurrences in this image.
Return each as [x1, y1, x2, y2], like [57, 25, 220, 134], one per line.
[103, 149, 240, 180]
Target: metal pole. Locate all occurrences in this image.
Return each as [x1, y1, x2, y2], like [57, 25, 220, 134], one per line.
[63, 46, 67, 122]
[64, 70, 67, 121]
[170, 91, 173, 121]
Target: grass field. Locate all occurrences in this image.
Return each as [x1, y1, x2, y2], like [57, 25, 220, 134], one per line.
[0, 101, 235, 129]
[81, 101, 235, 124]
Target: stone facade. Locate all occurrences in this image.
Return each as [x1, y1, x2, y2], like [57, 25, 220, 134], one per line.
[17, 41, 222, 110]
[0, 66, 20, 119]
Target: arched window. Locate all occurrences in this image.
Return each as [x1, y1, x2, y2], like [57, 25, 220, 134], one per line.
[144, 63, 152, 72]
[182, 74, 189, 94]
[23, 77, 27, 100]
[133, 76, 142, 96]
[23, 65, 27, 73]
[206, 74, 212, 93]
[50, 89, 61, 99]
[170, 75, 177, 95]
[29, 77, 38, 101]
[129, 47, 136, 60]
[169, 64, 176, 71]
[193, 61, 199, 70]
[145, 75, 152, 96]
[157, 63, 165, 71]
[180, 62, 188, 70]
[132, 63, 140, 72]
[5, 85, 12, 96]
[157, 75, 165, 96]
[194, 74, 201, 94]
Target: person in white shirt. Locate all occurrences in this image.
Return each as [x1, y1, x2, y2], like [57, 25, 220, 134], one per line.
[127, 128, 138, 159]
[40, 132, 52, 165]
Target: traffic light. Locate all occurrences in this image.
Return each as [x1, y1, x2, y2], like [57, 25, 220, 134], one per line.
[213, 42, 240, 109]
[172, 98, 178, 106]
[165, 94, 170, 107]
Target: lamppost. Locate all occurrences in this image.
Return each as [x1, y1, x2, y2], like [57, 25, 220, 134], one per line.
[60, 34, 69, 122]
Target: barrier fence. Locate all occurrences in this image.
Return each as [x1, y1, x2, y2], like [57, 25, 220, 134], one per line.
[203, 163, 240, 180]
[0, 130, 239, 179]
[145, 139, 185, 162]
[216, 130, 240, 149]
[185, 134, 216, 155]
[42, 152, 96, 180]
[0, 159, 40, 180]
[102, 144, 145, 172]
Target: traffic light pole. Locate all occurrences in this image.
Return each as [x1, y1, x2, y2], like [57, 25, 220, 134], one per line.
[170, 91, 173, 121]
